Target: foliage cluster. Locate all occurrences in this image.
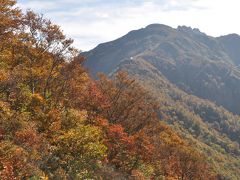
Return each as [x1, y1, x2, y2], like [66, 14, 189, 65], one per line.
[0, 1, 217, 179]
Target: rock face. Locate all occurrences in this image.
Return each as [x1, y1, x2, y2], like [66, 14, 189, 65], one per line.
[83, 24, 240, 114]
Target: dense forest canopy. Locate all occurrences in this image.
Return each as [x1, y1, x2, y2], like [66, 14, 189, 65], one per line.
[0, 0, 239, 179]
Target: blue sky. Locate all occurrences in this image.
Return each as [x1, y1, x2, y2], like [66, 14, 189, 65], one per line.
[17, 0, 240, 51]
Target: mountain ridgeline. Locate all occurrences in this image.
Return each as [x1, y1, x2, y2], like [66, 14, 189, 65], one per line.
[83, 24, 240, 179]
[83, 24, 240, 114]
[3, 0, 240, 178]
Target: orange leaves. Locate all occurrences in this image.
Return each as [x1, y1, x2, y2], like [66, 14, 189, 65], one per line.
[105, 124, 135, 171]
[0, 2, 218, 179]
[77, 81, 110, 116]
[106, 124, 135, 150]
[96, 118, 109, 127]
[31, 93, 44, 103]
[14, 128, 42, 151]
[101, 122, 154, 173]
[97, 72, 157, 133]
[133, 131, 154, 162]
[88, 82, 110, 110]
[0, 161, 15, 180]
[94, 70, 215, 178]
[0, 69, 9, 82]
[0, 0, 22, 39]
[0, 141, 38, 179]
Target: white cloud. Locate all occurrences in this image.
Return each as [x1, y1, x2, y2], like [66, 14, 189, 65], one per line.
[18, 1, 56, 12]
[17, 0, 240, 51]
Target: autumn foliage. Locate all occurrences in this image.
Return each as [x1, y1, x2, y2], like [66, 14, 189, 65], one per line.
[0, 1, 217, 179]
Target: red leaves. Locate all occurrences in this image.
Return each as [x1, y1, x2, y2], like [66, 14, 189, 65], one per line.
[96, 118, 109, 127]
[0, 2, 218, 178]
[101, 122, 154, 172]
[106, 124, 135, 151]
[81, 82, 110, 114]
[104, 124, 135, 171]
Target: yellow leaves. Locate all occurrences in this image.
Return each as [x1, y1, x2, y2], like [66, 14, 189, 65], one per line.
[40, 174, 49, 180]
[0, 101, 11, 115]
[0, 68, 9, 82]
[60, 109, 88, 130]
[69, 109, 88, 123]
[159, 130, 184, 147]
[0, 1, 219, 179]
[137, 163, 154, 179]
[31, 93, 44, 105]
[53, 124, 107, 178]
[59, 124, 104, 151]
[0, 49, 12, 64]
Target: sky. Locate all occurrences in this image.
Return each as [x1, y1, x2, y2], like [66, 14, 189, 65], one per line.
[17, 0, 240, 51]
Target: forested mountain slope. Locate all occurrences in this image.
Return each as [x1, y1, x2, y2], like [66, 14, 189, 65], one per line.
[83, 24, 240, 179]
[1, 1, 221, 179]
[83, 24, 240, 114]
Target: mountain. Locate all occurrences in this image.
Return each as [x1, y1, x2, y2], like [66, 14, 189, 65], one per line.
[218, 33, 240, 65]
[2, 2, 224, 178]
[83, 24, 240, 114]
[82, 24, 240, 179]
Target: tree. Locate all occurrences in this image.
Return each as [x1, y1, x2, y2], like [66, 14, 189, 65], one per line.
[0, 2, 218, 179]
[50, 112, 107, 179]
[97, 72, 158, 133]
